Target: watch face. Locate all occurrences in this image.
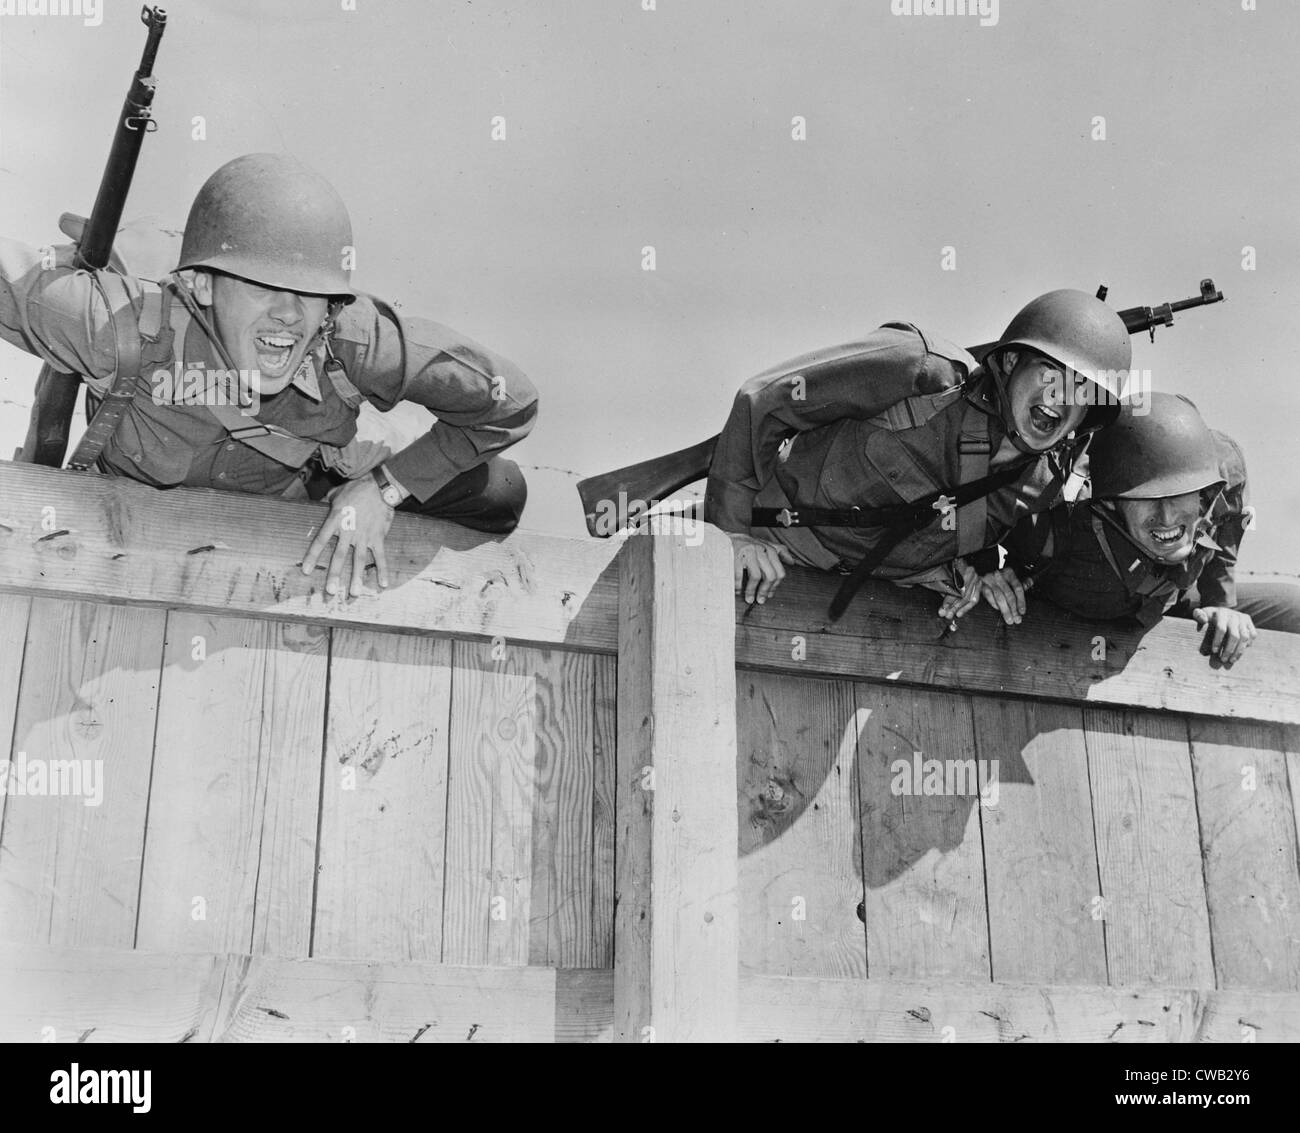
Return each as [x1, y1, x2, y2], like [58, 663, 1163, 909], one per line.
[382, 485, 402, 507]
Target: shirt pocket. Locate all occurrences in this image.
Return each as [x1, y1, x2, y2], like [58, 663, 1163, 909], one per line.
[104, 408, 196, 486]
[861, 427, 943, 506]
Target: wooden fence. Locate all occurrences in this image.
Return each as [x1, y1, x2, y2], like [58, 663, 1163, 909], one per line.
[0, 461, 1298, 1041]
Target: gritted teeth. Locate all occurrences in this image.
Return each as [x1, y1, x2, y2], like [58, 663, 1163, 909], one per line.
[1150, 525, 1186, 544]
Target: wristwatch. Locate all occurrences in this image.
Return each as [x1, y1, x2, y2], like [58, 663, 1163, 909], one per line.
[372, 464, 405, 509]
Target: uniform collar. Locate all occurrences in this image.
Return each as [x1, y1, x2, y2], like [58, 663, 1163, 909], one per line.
[289, 353, 323, 401]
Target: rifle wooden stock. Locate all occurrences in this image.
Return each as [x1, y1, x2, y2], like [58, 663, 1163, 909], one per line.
[19, 6, 167, 468]
[577, 278, 1225, 537]
[577, 436, 717, 535]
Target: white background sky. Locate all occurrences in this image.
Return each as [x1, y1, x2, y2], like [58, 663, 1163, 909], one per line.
[1, 0, 1296, 573]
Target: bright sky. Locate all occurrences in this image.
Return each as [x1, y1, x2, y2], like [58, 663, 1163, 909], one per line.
[1, 0, 1296, 573]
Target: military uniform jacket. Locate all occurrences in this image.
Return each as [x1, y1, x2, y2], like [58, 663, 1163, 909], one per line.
[705, 323, 1072, 578]
[1004, 431, 1248, 626]
[0, 238, 537, 501]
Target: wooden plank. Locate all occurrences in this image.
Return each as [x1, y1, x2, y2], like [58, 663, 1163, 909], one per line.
[855, 685, 990, 981]
[0, 944, 613, 1043]
[735, 568, 1300, 725]
[312, 630, 452, 961]
[525, 649, 599, 967]
[442, 640, 539, 966]
[213, 956, 565, 1043]
[1085, 709, 1215, 987]
[591, 654, 617, 969]
[442, 642, 598, 967]
[973, 699, 1107, 983]
[736, 671, 866, 978]
[1189, 720, 1300, 990]
[0, 945, 226, 1043]
[135, 614, 327, 955]
[7, 463, 1297, 724]
[739, 973, 1300, 1043]
[0, 460, 620, 653]
[616, 526, 738, 1042]
[9, 942, 1300, 1045]
[0, 593, 31, 832]
[0, 599, 164, 949]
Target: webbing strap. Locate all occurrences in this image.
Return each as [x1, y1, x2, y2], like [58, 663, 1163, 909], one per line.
[67, 273, 148, 472]
[956, 401, 992, 557]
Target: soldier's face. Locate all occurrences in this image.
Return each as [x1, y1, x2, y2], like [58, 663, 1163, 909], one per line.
[1115, 492, 1202, 563]
[198, 273, 329, 395]
[1003, 353, 1089, 450]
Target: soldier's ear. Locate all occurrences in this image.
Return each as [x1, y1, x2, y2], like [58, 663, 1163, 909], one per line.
[997, 348, 1020, 376]
[191, 270, 215, 307]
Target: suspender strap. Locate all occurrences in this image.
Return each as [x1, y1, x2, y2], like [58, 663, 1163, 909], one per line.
[956, 401, 992, 557]
[751, 461, 1024, 531]
[827, 515, 933, 620]
[67, 273, 151, 472]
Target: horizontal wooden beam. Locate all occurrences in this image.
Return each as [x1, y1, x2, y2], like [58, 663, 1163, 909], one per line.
[0, 461, 619, 653]
[740, 972, 1300, 1042]
[734, 567, 1300, 725]
[2, 462, 1295, 721]
[5, 944, 1298, 1043]
[0, 945, 613, 1043]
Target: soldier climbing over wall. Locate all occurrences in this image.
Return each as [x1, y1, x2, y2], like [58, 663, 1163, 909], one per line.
[704, 290, 1130, 618]
[943, 392, 1300, 665]
[0, 153, 537, 598]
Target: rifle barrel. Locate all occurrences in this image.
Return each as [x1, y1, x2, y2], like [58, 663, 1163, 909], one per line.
[76, 7, 167, 271]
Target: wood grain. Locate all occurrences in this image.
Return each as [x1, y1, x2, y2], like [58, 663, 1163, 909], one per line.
[312, 629, 452, 961]
[1084, 708, 1214, 987]
[616, 526, 739, 1042]
[0, 460, 620, 652]
[135, 613, 327, 955]
[1189, 720, 1300, 990]
[591, 654, 617, 969]
[736, 671, 866, 978]
[442, 639, 539, 966]
[0, 599, 164, 948]
[973, 698, 1107, 983]
[735, 568, 1300, 724]
[741, 972, 1300, 1043]
[855, 685, 990, 981]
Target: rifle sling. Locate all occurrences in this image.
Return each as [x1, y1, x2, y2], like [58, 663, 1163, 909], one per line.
[67, 273, 146, 472]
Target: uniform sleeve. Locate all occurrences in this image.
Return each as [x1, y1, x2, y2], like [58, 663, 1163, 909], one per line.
[1195, 431, 1249, 610]
[336, 296, 538, 503]
[703, 324, 972, 533]
[0, 237, 127, 381]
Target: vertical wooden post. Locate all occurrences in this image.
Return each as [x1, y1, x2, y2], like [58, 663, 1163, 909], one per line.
[615, 521, 738, 1042]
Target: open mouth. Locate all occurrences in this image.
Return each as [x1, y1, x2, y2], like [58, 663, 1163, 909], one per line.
[1147, 524, 1187, 550]
[254, 332, 298, 376]
[1028, 404, 1062, 435]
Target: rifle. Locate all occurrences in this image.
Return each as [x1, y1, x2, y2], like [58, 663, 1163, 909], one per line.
[577, 278, 1226, 536]
[18, 5, 168, 468]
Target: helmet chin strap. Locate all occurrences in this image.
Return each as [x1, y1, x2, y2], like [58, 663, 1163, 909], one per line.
[988, 355, 1060, 457]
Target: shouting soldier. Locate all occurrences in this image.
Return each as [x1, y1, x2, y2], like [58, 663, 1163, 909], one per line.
[0, 153, 536, 597]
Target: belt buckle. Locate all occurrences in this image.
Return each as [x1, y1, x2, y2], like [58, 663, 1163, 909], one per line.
[776, 508, 798, 527]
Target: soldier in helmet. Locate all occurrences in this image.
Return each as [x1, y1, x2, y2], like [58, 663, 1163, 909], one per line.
[0, 153, 536, 597]
[706, 290, 1130, 616]
[946, 393, 1300, 664]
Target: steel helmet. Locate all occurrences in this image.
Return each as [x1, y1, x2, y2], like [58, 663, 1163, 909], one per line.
[992, 289, 1132, 431]
[177, 153, 355, 299]
[1088, 393, 1224, 499]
